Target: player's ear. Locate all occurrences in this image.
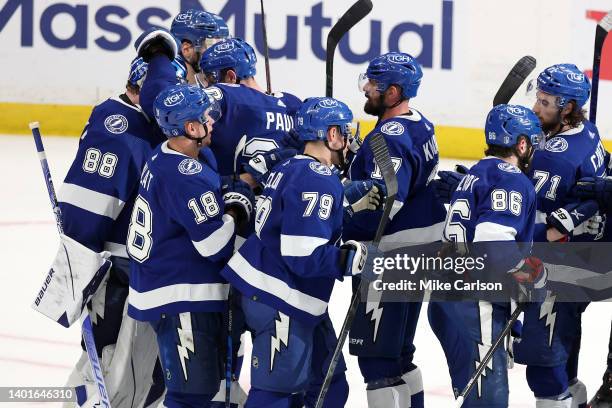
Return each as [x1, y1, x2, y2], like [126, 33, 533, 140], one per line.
[181, 41, 192, 56]
[561, 101, 575, 118]
[225, 69, 237, 84]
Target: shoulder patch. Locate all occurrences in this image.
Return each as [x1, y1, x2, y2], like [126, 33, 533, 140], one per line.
[204, 86, 224, 101]
[380, 121, 405, 136]
[308, 161, 332, 176]
[178, 158, 202, 175]
[497, 162, 521, 173]
[545, 137, 569, 153]
[104, 114, 128, 134]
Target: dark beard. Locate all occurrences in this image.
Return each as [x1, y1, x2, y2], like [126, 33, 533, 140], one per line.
[364, 94, 385, 117]
[515, 147, 533, 174]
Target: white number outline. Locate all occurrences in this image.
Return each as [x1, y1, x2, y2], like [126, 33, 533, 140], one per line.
[127, 195, 153, 263]
[187, 191, 220, 224]
[82, 148, 118, 178]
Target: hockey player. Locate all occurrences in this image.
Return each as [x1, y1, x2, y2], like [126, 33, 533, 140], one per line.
[127, 84, 254, 408]
[430, 104, 546, 408]
[170, 9, 229, 86]
[344, 52, 446, 407]
[199, 37, 302, 179]
[220, 96, 379, 407]
[59, 57, 166, 408]
[513, 64, 606, 408]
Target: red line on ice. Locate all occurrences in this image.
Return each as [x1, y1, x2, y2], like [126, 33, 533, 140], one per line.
[0, 332, 78, 347]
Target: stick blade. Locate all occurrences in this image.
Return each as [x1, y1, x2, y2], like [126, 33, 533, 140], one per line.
[369, 133, 398, 245]
[369, 133, 398, 198]
[493, 56, 537, 106]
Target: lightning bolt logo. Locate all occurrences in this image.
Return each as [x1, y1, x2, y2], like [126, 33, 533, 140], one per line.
[365, 280, 384, 343]
[475, 301, 494, 397]
[176, 312, 195, 381]
[270, 312, 289, 372]
[539, 291, 557, 347]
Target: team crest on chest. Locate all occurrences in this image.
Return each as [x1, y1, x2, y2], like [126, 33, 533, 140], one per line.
[178, 158, 202, 175]
[545, 137, 569, 153]
[380, 121, 405, 136]
[104, 114, 128, 134]
[309, 161, 332, 175]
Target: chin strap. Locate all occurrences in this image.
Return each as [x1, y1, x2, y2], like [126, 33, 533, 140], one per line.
[184, 124, 210, 147]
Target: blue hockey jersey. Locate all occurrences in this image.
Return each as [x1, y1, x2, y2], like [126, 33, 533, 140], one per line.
[127, 141, 234, 321]
[205, 84, 302, 176]
[58, 95, 163, 258]
[221, 155, 345, 325]
[529, 121, 607, 242]
[444, 157, 536, 271]
[345, 111, 447, 250]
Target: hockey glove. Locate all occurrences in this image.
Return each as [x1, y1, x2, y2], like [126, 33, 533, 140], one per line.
[172, 57, 188, 82]
[546, 200, 600, 236]
[243, 148, 297, 185]
[431, 164, 469, 204]
[221, 177, 255, 225]
[134, 27, 178, 62]
[280, 129, 305, 152]
[571, 177, 612, 214]
[343, 180, 386, 223]
[340, 240, 382, 283]
[511, 256, 548, 303]
[128, 57, 148, 88]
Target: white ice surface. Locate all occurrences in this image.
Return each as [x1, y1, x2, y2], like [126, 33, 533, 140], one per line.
[0, 135, 609, 407]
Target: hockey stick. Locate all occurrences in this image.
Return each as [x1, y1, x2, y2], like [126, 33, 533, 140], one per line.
[493, 56, 537, 106]
[29, 122, 111, 408]
[325, 0, 373, 97]
[259, 0, 272, 94]
[454, 303, 525, 408]
[224, 135, 248, 408]
[315, 132, 398, 408]
[589, 11, 612, 124]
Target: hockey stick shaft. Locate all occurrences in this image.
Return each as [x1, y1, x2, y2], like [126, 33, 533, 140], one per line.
[29, 122, 111, 408]
[589, 11, 612, 124]
[225, 135, 248, 407]
[454, 303, 525, 408]
[325, 0, 373, 97]
[315, 133, 397, 408]
[259, 0, 272, 94]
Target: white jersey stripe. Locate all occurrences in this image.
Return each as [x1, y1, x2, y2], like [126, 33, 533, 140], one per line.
[129, 282, 229, 311]
[473, 222, 517, 242]
[280, 234, 328, 257]
[59, 183, 125, 219]
[192, 214, 235, 257]
[228, 252, 328, 317]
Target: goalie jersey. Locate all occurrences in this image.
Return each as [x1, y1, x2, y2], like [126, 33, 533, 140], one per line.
[221, 155, 345, 325]
[530, 120, 606, 242]
[58, 95, 163, 257]
[345, 111, 446, 249]
[205, 84, 302, 176]
[127, 142, 234, 321]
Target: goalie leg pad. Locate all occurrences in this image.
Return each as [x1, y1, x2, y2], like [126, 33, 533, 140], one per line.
[33, 233, 111, 327]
